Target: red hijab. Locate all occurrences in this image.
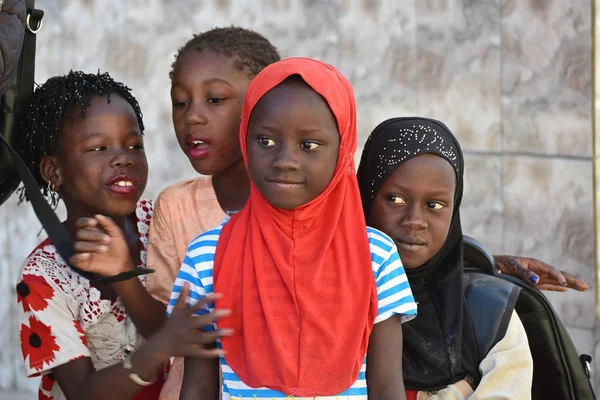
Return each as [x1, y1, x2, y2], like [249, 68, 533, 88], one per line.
[213, 58, 377, 397]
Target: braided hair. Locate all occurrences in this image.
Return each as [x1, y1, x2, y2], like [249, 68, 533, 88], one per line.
[170, 26, 281, 79]
[17, 70, 145, 207]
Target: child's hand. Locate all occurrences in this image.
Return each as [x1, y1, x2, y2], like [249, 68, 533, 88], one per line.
[153, 283, 234, 359]
[70, 215, 133, 277]
[494, 255, 590, 292]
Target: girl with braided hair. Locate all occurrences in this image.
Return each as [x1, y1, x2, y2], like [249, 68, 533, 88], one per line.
[15, 71, 229, 400]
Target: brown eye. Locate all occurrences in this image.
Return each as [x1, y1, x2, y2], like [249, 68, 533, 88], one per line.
[172, 101, 187, 108]
[207, 97, 225, 104]
[258, 137, 276, 147]
[388, 195, 406, 204]
[300, 141, 320, 150]
[427, 201, 445, 210]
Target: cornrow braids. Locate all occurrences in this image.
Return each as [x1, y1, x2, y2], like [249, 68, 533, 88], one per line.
[170, 26, 281, 79]
[17, 70, 145, 207]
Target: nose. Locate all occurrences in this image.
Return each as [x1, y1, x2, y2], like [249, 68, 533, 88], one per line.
[110, 149, 135, 168]
[401, 203, 427, 230]
[184, 100, 208, 126]
[272, 143, 300, 172]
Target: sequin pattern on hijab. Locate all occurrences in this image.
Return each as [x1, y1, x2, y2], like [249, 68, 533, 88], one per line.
[357, 117, 482, 391]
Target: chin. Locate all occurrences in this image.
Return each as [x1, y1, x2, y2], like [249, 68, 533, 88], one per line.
[190, 158, 226, 176]
[101, 200, 139, 217]
[259, 193, 296, 210]
[396, 253, 421, 270]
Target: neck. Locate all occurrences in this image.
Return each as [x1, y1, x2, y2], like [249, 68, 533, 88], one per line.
[212, 158, 250, 213]
[62, 199, 133, 239]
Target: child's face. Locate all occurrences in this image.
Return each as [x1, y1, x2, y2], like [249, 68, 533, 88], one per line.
[367, 154, 456, 269]
[170, 50, 249, 175]
[246, 80, 340, 210]
[51, 95, 148, 217]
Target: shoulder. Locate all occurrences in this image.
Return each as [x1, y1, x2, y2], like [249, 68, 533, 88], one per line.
[366, 227, 399, 274]
[187, 220, 226, 256]
[366, 227, 396, 254]
[23, 238, 67, 273]
[135, 199, 154, 249]
[20, 238, 78, 297]
[136, 198, 154, 220]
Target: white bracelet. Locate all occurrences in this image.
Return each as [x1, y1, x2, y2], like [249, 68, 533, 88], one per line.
[122, 353, 156, 387]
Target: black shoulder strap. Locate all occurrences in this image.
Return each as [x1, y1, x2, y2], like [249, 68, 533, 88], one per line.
[0, 3, 153, 284]
[464, 271, 521, 357]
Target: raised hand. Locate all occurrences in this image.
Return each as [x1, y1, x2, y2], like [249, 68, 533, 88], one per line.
[70, 215, 133, 277]
[153, 283, 234, 359]
[494, 255, 590, 292]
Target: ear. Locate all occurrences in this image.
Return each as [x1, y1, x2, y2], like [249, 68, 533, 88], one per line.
[40, 156, 62, 190]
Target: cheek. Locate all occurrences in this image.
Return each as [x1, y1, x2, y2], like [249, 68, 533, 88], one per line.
[172, 109, 185, 130]
[367, 199, 393, 233]
[430, 214, 453, 251]
[246, 146, 264, 180]
[313, 147, 338, 187]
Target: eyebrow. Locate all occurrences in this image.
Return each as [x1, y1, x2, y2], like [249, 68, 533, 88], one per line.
[388, 182, 452, 196]
[80, 131, 142, 141]
[171, 77, 234, 89]
[203, 77, 234, 87]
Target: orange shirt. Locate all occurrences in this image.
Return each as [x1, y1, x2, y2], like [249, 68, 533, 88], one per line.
[145, 177, 226, 400]
[146, 176, 226, 305]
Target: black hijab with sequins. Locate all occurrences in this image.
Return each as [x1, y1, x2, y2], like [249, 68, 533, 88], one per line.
[357, 117, 482, 391]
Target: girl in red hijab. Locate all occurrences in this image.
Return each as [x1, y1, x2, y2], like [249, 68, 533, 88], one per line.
[168, 57, 417, 399]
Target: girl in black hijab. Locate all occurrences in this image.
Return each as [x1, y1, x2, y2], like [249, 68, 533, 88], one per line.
[357, 117, 532, 399]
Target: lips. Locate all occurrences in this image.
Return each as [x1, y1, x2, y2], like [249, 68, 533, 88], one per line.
[394, 236, 427, 252]
[185, 134, 211, 159]
[105, 174, 139, 195]
[266, 178, 304, 191]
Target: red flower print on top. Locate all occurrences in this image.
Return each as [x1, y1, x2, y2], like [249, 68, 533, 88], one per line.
[41, 373, 55, 392]
[39, 391, 53, 400]
[20, 316, 60, 372]
[17, 274, 55, 313]
[73, 320, 88, 347]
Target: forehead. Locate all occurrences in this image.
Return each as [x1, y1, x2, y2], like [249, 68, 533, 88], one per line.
[250, 79, 336, 125]
[385, 154, 457, 191]
[60, 95, 140, 138]
[171, 49, 249, 85]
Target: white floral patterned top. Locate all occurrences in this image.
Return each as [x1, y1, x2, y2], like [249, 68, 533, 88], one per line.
[16, 200, 164, 400]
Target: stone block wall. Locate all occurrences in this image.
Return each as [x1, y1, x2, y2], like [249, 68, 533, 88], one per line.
[0, 0, 595, 394]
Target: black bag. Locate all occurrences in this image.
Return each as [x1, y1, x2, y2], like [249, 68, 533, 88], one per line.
[0, 0, 40, 205]
[0, 1, 152, 284]
[463, 236, 596, 400]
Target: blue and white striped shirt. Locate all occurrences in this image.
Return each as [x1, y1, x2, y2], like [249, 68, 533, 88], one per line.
[168, 221, 417, 400]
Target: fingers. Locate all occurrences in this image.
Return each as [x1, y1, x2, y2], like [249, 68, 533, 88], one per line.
[505, 256, 540, 284]
[561, 271, 590, 291]
[173, 283, 191, 310]
[187, 346, 227, 358]
[76, 228, 110, 245]
[94, 215, 124, 238]
[188, 293, 223, 314]
[74, 240, 108, 254]
[527, 258, 567, 286]
[537, 283, 569, 292]
[70, 253, 90, 267]
[520, 268, 540, 285]
[185, 328, 234, 345]
[75, 217, 99, 229]
[189, 309, 232, 330]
